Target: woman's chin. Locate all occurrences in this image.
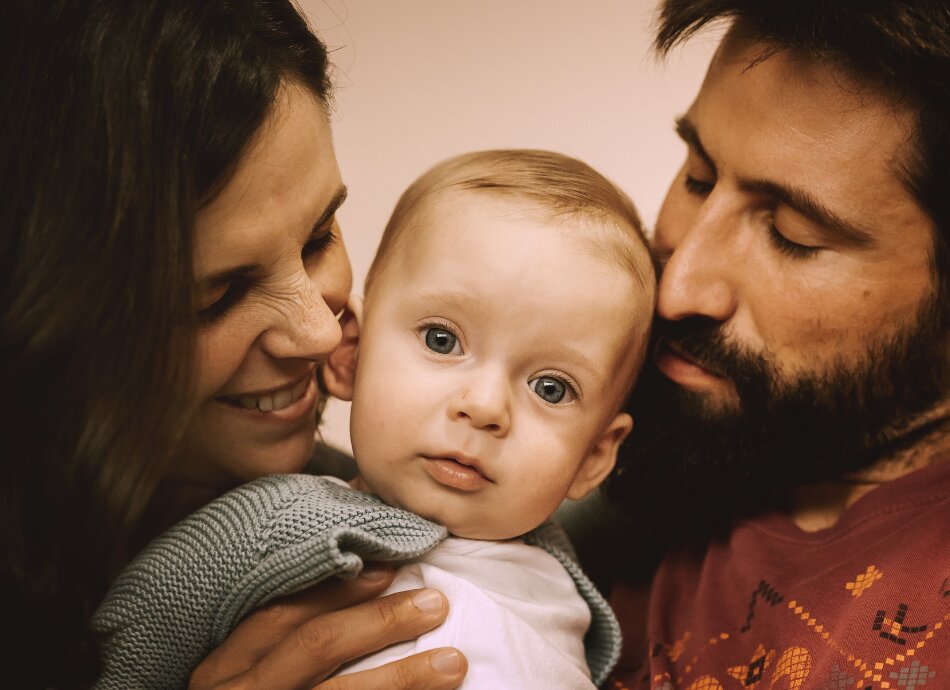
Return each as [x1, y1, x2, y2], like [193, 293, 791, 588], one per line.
[232, 431, 317, 482]
[171, 418, 318, 489]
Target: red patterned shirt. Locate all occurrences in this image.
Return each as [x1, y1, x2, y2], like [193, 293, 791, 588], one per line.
[616, 457, 950, 690]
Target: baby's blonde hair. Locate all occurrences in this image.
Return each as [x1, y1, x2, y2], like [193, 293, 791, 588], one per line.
[365, 149, 655, 296]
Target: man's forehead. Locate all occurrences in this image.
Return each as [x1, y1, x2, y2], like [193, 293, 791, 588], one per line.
[693, 35, 922, 205]
[663, 28, 938, 290]
[705, 30, 915, 133]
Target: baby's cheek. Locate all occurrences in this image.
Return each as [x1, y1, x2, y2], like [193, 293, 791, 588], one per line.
[505, 481, 566, 535]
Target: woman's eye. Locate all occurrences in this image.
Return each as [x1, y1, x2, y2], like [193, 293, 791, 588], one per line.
[303, 227, 336, 257]
[529, 376, 575, 404]
[424, 327, 461, 355]
[197, 281, 247, 324]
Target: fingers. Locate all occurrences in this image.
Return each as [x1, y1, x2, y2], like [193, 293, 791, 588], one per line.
[191, 567, 395, 688]
[226, 567, 395, 650]
[235, 588, 452, 689]
[315, 647, 467, 690]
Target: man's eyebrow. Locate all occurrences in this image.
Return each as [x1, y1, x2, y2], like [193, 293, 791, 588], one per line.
[200, 184, 348, 289]
[739, 178, 874, 247]
[676, 116, 872, 248]
[675, 116, 715, 171]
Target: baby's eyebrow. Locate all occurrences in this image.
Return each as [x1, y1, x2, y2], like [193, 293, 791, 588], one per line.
[412, 290, 606, 390]
[415, 290, 491, 317]
[541, 347, 602, 385]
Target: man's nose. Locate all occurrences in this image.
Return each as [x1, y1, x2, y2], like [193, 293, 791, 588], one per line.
[448, 366, 511, 437]
[656, 196, 739, 324]
[258, 272, 343, 361]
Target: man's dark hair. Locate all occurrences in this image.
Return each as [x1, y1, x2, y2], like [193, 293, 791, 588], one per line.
[657, 0, 950, 315]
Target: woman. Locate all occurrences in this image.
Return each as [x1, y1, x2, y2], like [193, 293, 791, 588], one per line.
[1, 1, 465, 687]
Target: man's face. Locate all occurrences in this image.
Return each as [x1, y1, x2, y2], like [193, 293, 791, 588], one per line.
[611, 33, 947, 543]
[654, 34, 937, 412]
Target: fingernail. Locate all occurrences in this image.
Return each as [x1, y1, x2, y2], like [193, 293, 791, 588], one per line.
[359, 565, 389, 583]
[431, 649, 462, 675]
[411, 588, 443, 614]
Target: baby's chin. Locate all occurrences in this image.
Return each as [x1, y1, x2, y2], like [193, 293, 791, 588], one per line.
[414, 507, 536, 541]
[353, 473, 540, 540]
[446, 524, 525, 540]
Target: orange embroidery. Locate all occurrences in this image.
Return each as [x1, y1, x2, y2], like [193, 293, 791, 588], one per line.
[726, 643, 776, 689]
[846, 565, 883, 598]
[769, 646, 811, 689]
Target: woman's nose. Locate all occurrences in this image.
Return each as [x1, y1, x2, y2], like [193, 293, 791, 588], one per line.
[258, 273, 343, 361]
[448, 368, 511, 437]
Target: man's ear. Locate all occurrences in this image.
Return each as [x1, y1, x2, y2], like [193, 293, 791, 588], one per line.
[322, 296, 363, 402]
[566, 412, 633, 500]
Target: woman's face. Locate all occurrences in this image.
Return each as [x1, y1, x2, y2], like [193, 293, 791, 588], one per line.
[173, 84, 352, 488]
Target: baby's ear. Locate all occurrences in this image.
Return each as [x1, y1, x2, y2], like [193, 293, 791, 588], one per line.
[322, 296, 363, 402]
[566, 412, 633, 500]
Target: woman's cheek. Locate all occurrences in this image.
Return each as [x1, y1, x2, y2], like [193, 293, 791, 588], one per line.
[192, 324, 250, 401]
[315, 236, 353, 316]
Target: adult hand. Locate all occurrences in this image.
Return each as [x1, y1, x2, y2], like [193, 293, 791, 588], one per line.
[189, 565, 467, 690]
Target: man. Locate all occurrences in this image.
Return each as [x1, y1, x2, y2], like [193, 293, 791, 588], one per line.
[605, 1, 950, 688]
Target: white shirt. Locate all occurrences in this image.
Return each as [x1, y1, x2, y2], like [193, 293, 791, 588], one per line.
[335, 536, 595, 688]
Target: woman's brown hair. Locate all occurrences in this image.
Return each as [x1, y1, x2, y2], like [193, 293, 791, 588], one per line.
[0, 1, 331, 684]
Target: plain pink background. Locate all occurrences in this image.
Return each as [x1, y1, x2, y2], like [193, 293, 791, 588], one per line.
[300, 0, 719, 452]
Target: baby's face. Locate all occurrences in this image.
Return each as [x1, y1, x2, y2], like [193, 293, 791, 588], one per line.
[350, 191, 652, 539]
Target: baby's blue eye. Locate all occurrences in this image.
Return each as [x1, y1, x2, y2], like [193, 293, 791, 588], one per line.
[530, 376, 568, 404]
[425, 327, 458, 355]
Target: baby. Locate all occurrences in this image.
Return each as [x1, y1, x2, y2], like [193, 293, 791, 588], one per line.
[320, 149, 655, 685]
[93, 149, 655, 689]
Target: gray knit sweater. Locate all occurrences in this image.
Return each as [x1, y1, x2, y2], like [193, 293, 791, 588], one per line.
[93, 474, 621, 688]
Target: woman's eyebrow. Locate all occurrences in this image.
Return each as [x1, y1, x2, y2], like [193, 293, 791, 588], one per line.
[312, 185, 348, 233]
[199, 185, 349, 289]
[201, 264, 258, 290]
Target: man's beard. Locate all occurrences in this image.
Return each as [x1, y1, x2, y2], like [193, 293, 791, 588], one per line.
[604, 293, 948, 577]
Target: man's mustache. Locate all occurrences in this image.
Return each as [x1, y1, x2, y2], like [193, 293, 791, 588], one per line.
[653, 315, 771, 393]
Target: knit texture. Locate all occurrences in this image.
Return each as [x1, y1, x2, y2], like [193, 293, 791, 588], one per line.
[93, 474, 621, 688]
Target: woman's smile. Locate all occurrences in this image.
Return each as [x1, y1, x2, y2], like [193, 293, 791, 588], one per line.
[216, 370, 317, 419]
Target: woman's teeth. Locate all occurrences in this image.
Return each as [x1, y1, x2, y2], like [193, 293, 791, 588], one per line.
[234, 377, 309, 412]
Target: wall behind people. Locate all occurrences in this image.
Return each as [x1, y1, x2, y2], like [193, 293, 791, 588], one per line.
[301, 0, 716, 453]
